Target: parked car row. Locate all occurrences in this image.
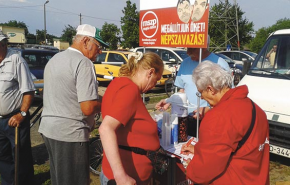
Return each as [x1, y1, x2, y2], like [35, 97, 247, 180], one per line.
[94, 50, 173, 90]
[215, 53, 243, 86]
[94, 48, 258, 88]
[10, 45, 257, 93]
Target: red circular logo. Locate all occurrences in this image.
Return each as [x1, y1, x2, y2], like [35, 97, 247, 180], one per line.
[141, 11, 158, 38]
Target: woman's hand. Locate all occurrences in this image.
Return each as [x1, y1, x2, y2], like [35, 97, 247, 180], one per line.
[115, 173, 136, 185]
[181, 143, 195, 155]
[155, 99, 171, 111]
[192, 106, 211, 120]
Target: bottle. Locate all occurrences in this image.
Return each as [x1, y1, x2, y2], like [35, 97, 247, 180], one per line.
[162, 112, 171, 147]
[178, 117, 188, 142]
[171, 113, 178, 145]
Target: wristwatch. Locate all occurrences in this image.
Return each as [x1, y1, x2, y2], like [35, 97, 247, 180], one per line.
[20, 111, 27, 117]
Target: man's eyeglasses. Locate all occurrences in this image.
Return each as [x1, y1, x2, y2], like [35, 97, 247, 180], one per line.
[90, 39, 102, 50]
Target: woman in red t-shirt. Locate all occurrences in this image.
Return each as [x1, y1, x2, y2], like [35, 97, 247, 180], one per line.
[99, 52, 164, 185]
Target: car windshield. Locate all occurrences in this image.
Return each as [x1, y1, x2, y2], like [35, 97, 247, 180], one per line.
[23, 52, 56, 68]
[250, 34, 290, 79]
[124, 54, 129, 60]
[174, 50, 189, 59]
[243, 51, 257, 59]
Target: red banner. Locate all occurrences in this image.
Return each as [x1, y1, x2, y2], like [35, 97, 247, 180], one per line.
[140, 0, 209, 48]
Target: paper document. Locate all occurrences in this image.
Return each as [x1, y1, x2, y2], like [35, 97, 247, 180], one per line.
[163, 137, 198, 160]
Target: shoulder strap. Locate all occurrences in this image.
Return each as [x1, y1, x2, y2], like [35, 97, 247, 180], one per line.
[118, 145, 147, 155]
[233, 100, 256, 154]
[209, 100, 256, 183]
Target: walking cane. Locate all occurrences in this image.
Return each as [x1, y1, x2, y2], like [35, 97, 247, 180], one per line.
[15, 126, 19, 185]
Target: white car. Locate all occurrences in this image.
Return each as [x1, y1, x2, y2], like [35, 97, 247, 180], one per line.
[238, 29, 290, 159]
[133, 47, 189, 73]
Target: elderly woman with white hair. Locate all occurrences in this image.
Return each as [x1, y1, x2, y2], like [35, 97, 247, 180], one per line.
[181, 61, 270, 184]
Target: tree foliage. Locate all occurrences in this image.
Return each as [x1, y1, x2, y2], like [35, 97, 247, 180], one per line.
[0, 20, 29, 36]
[101, 22, 120, 50]
[36, 29, 58, 45]
[209, 1, 254, 51]
[249, 18, 290, 53]
[120, 0, 139, 49]
[60, 25, 76, 45]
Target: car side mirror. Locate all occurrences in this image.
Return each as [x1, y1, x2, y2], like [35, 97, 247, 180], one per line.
[242, 60, 251, 75]
[169, 58, 176, 62]
[242, 58, 247, 61]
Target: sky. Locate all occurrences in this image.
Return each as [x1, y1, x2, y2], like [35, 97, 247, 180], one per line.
[0, 0, 289, 37]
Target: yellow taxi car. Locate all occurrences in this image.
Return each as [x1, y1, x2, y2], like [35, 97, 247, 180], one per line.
[94, 50, 173, 90]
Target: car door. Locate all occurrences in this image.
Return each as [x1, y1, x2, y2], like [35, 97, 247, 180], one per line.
[229, 52, 243, 65]
[104, 52, 127, 77]
[22, 50, 57, 79]
[220, 52, 231, 58]
[94, 52, 108, 81]
[160, 49, 180, 73]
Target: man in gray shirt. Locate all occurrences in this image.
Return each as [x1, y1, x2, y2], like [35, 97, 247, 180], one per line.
[39, 24, 106, 185]
[0, 30, 35, 185]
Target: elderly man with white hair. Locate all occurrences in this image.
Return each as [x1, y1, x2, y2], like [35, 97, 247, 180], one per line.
[181, 61, 270, 184]
[39, 24, 107, 185]
[0, 29, 35, 185]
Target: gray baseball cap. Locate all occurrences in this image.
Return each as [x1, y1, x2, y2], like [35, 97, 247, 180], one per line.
[0, 30, 9, 42]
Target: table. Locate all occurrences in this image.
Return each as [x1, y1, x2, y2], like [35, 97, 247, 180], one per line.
[151, 140, 197, 185]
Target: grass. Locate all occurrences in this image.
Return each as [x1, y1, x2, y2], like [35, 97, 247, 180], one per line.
[34, 162, 51, 185]
[270, 161, 290, 184]
[147, 95, 167, 104]
[145, 91, 168, 104]
[0, 163, 52, 185]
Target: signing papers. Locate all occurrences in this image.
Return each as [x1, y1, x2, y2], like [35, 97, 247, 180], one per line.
[163, 137, 198, 168]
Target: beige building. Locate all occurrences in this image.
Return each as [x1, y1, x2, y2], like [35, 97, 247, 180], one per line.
[0, 26, 26, 44]
[53, 39, 69, 51]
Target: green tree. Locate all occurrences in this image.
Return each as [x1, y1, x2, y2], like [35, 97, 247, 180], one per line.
[120, 0, 139, 49]
[249, 18, 290, 53]
[0, 20, 29, 36]
[209, 1, 254, 51]
[36, 29, 46, 44]
[26, 33, 37, 44]
[101, 22, 120, 50]
[60, 24, 76, 45]
[36, 29, 58, 45]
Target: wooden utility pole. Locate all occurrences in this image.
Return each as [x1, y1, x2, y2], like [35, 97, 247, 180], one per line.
[79, 13, 82, 25]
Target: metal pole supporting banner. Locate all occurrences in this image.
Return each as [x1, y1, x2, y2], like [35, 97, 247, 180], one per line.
[196, 48, 202, 140]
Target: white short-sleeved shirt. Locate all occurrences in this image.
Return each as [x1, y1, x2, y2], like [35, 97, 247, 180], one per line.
[39, 48, 99, 142]
[175, 53, 231, 114]
[0, 49, 35, 115]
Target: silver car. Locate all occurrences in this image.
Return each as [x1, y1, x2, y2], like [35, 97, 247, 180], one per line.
[216, 50, 257, 65]
[133, 47, 189, 73]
